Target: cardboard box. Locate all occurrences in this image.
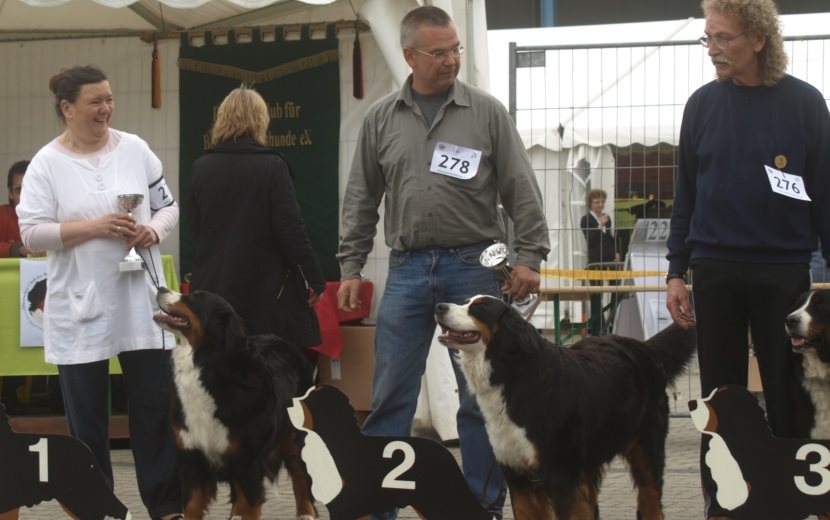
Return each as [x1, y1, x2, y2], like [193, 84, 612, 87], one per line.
[748, 355, 763, 393]
[318, 325, 375, 411]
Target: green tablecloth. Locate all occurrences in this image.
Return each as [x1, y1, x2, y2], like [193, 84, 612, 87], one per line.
[0, 255, 178, 376]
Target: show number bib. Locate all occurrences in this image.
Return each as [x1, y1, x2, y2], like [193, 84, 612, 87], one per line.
[430, 142, 482, 180]
[765, 165, 811, 201]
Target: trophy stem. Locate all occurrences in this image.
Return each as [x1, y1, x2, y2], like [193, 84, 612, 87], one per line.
[117, 193, 146, 273]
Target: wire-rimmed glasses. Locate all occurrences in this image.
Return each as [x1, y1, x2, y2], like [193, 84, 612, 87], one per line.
[699, 32, 746, 49]
[411, 45, 465, 61]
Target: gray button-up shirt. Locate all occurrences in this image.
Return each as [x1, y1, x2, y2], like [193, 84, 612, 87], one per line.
[338, 76, 550, 279]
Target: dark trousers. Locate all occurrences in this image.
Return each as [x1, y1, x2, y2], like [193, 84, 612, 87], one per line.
[58, 349, 181, 519]
[692, 259, 810, 516]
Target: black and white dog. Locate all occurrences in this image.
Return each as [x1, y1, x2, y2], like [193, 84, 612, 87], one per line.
[786, 289, 830, 439]
[435, 295, 696, 520]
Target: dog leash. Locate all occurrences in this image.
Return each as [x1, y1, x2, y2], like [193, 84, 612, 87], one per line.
[134, 246, 171, 354]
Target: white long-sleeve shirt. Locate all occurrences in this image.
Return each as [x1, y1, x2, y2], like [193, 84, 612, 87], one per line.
[17, 129, 178, 364]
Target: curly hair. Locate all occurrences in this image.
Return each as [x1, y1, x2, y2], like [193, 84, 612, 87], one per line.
[702, 0, 787, 86]
[586, 188, 607, 206]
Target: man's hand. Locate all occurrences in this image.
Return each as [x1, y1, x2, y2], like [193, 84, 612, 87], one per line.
[337, 278, 363, 312]
[666, 278, 696, 330]
[503, 265, 540, 301]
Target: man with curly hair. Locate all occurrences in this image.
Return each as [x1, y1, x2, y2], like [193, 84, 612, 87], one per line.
[666, 0, 830, 518]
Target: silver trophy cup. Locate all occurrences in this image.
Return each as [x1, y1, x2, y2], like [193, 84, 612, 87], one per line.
[479, 242, 540, 320]
[116, 193, 145, 273]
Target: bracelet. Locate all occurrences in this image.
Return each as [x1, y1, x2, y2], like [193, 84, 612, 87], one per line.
[665, 272, 687, 284]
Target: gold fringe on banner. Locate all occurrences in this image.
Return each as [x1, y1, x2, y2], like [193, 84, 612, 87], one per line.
[177, 49, 339, 85]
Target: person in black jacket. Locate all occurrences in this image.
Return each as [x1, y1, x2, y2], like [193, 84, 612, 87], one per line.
[580, 188, 621, 334]
[580, 188, 619, 266]
[189, 87, 325, 356]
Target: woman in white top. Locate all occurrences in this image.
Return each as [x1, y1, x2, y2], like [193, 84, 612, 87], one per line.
[16, 65, 182, 520]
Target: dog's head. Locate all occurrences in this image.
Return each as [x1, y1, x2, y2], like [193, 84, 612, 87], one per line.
[288, 385, 360, 437]
[435, 295, 541, 359]
[689, 385, 769, 437]
[153, 287, 245, 351]
[786, 290, 830, 357]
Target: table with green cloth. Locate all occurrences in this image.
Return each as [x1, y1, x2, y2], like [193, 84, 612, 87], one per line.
[0, 255, 178, 376]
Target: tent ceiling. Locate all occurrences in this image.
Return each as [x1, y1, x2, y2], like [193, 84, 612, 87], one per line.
[0, 0, 335, 39]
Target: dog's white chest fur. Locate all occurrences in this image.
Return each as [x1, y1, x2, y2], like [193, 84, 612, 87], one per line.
[457, 351, 538, 471]
[802, 353, 830, 439]
[172, 341, 230, 465]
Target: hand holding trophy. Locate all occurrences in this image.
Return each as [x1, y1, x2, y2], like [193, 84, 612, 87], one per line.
[116, 193, 145, 273]
[479, 242, 540, 320]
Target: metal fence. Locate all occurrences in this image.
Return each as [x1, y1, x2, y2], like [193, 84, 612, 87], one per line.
[508, 35, 830, 412]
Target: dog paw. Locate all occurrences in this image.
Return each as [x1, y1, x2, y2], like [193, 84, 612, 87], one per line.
[297, 516, 318, 520]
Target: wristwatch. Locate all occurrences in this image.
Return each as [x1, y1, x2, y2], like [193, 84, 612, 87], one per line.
[665, 272, 687, 284]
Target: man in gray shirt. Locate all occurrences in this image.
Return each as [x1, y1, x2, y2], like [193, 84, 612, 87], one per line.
[337, 6, 550, 519]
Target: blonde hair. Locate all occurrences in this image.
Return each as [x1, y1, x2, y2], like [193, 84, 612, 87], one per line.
[702, 0, 787, 86]
[210, 87, 270, 146]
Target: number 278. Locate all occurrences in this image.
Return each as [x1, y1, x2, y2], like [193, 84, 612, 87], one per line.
[438, 155, 470, 174]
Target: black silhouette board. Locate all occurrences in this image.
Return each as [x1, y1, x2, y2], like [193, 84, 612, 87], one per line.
[689, 385, 830, 520]
[288, 384, 495, 520]
[0, 400, 131, 519]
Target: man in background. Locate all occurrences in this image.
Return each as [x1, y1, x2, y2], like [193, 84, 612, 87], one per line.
[1, 160, 38, 258]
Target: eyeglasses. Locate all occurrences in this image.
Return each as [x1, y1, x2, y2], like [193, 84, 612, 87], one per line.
[411, 45, 465, 61]
[699, 32, 746, 49]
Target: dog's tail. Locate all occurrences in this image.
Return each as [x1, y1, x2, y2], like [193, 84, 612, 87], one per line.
[646, 323, 697, 382]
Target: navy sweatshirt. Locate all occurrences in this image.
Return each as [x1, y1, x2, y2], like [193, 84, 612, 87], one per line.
[667, 75, 830, 275]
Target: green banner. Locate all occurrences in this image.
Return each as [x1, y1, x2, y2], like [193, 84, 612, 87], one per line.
[178, 29, 340, 279]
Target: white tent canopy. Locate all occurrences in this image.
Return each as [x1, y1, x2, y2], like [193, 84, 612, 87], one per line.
[488, 12, 830, 153]
[0, 0, 490, 88]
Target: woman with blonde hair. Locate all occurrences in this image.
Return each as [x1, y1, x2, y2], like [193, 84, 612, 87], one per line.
[189, 87, 325, 354]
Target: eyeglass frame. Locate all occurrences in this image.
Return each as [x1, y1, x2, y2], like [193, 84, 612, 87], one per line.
[411, 45, 465, 61]
[699, 32, 746, 50]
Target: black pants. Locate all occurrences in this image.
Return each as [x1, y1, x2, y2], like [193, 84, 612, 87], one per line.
[58, 349, 182, 519]
[692, 259, 810, 516]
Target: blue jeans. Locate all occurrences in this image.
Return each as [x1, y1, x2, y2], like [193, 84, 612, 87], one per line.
[362, 242, 506, 520]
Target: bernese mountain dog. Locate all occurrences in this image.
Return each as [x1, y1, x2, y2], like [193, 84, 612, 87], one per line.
[785, 288, 830, 520]
[286, 384, 495, 520]
[434, 294, 696, 520]
[690, 385, 830, 520]
[786, 289, 830, 439]
[0, 400, 131, 519]
[153, 287, 318, 520]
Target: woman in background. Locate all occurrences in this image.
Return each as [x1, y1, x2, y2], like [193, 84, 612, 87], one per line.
[580, 188, 620, 266]
[189, 86, 325, 356]
[16, 65, 182, 520]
